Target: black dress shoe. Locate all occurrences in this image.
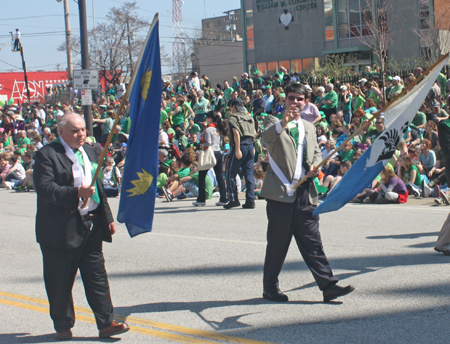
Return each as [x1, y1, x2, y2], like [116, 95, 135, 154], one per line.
[434, 247, 450, 255]
[323, 284, 355, 302]
[263, 290, 289, 302]
[55, 329, 72, 341]
[223, 200, 241, 209]
[242, 202, 255, 209]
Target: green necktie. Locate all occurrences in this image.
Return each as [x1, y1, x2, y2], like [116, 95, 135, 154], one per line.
[288, 122, 310, 175]
[288, 121, 299, 150]
[73, 149, 101, 204]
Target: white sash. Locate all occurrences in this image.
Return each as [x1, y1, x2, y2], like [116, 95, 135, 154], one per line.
[268, 119, 306, 196]
[59, 137, 98, 215]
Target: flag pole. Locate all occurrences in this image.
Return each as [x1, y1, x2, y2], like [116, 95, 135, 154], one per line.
[81, 13, 159, 208]
[293, 52, 450, 189]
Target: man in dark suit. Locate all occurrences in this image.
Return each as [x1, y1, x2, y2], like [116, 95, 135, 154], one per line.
[33, 113, 129, 340]
[260, 83, 355, 302]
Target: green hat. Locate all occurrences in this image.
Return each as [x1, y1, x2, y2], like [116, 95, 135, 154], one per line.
[320, 111, 326, 118]
[163, 159, 173, 167]
[386, 76, 393, 81]
[261, 112, 268, 117]
[266, 86, 272, 89]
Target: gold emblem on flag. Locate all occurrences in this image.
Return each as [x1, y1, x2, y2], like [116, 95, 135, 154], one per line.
[126, 168, 153, 197]
[141, 69, 152, 101]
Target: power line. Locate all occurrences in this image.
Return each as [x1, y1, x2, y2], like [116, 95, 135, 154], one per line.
[0, 58, 21, 69]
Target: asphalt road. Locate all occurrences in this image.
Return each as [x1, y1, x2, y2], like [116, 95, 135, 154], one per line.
[1, 189, 449, 344]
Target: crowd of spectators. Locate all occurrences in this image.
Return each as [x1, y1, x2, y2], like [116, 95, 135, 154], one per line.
[2, 65, 450, 208]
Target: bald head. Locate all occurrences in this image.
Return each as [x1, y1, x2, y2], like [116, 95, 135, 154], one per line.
[58, 113, 86, 149]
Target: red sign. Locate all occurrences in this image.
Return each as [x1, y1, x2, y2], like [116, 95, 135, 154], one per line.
[0, 71, 69, 103]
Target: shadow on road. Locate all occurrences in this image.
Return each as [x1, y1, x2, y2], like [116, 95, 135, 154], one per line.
[0, 333, 121, 343]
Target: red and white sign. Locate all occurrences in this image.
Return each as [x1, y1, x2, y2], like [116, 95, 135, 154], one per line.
[81, 90, 93, 105]
[0, 71, 69, 103]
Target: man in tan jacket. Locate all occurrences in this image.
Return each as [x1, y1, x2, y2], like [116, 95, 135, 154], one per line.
[260, 83, 355, 302]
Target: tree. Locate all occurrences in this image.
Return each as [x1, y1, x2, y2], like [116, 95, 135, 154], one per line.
[412, 5, 450, 65]
[59, 2, 171, 85]
[352, 0, 401, 99]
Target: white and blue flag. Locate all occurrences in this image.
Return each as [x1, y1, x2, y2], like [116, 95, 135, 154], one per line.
[314, 55, 450, 216]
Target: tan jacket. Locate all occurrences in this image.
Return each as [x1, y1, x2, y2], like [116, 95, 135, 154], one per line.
[260, 115, 322, 204]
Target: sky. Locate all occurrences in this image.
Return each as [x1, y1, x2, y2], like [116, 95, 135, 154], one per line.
[0, 0, 241, 75]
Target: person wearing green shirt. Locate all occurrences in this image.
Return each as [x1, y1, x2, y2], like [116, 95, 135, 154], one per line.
[162, 152, 194, 201]
[437, 72, 447, 95]
[160, 100, 169, 126]
[412, 111, 427, 129]
[240, 73, 253, 93]
[388, 76, 404, 101]
[182, 163, 213, 200]
[93, 110, 115, 143]
[186, 117, 201, 135]
[177, 131, 189, 151]
[15, 131, 31, 148]
[223, 81, 234, 101]
[340, 85, 352, 124]
[351, 87, 365, 112]
[399, 155, 422, 196]
[253, 73, 264, 89]
[363, 117, 385, 144]
[171, 95, 193, 133]
[192, 90, 208, 124]
[323, 84, 338, 123]
[384, 76, 393, 99]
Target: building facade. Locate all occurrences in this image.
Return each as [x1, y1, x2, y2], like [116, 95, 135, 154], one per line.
[241, 0, 450, 76]
[195, 9, 245, 85]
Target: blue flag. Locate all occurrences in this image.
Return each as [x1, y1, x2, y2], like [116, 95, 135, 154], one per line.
[117, 17, 161, 237]
[314, 55, 449, 216]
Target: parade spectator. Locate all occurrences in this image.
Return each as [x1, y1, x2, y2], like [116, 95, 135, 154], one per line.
[323, 83, 338, 123]
[193, 111, 227, 207]
[388, 76, 404, 100]
[399, 155, 422, 197]
[418, 139, 436, 175]
[101, 156, 122, 198]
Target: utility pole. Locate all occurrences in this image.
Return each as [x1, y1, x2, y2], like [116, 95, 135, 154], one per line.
[92, 0, 97, 67]
[63, 0, 73, 80]
[78, 0, 93, 134]
[19, 46, 31, 104]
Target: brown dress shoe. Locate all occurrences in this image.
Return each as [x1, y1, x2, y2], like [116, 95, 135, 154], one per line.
[99, 320, 130, 338]
[55, 329, 73, 341]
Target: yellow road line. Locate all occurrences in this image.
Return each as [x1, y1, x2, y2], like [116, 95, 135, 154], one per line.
[0, 291, 272, 344]
[0, 297, 220, 343]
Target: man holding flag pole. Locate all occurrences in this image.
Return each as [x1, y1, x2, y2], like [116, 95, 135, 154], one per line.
[82, 14, 162, 238]
[259, 83, 355, 302]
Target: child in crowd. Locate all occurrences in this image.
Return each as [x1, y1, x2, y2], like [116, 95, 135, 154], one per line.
[157, 162, 170, 198]
[376, 165, 408, 203]
[254, 167, 265, 199]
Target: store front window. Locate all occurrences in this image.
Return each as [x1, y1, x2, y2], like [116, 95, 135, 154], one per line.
[324, 0, 334, 41]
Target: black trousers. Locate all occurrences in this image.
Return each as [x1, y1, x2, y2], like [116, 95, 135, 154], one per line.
[40, 219, 113, 332]
[197, 151, 227, 203]
[263, 185, 338, 292]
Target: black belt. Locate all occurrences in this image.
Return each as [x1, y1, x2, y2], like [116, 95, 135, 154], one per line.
[81, 213, 98, 221]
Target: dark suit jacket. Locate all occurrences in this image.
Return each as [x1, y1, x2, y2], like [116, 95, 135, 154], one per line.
[34, 142, 113, 249]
